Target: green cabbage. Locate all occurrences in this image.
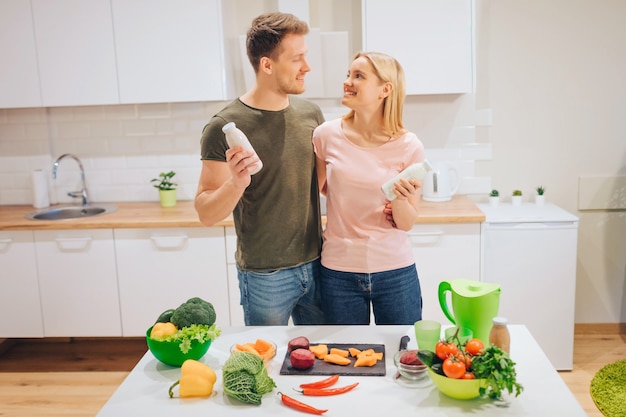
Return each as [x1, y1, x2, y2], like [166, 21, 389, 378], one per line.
[222, 351, 276, 405]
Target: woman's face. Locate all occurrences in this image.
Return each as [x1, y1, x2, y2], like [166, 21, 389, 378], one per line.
[342, 56, 386, 111]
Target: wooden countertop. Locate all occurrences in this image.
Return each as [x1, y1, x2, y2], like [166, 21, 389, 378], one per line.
[0, 195, 484, 231]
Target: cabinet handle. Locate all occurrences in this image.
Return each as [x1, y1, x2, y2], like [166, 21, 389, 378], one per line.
[149, 234, 188, 250]
[407, 230, 444, 245]
[54, 236, 92, 252]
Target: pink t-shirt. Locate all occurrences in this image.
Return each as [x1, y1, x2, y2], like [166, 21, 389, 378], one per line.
[312, 118, 425, 273]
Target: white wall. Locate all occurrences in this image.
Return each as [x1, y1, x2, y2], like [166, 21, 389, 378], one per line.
[474, 0, 626, 324]
[0, 0, 624, 325]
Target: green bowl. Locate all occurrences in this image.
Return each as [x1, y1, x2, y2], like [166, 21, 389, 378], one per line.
[145, 326, 212, 367]
[428, 369, 486, 400]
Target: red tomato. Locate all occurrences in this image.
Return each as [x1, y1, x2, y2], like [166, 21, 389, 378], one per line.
[455, 351, 472, 369]
[464, 338, 485, 356]
[435, 341, 459, 360]
[443, 357, 466, 379]
[462, 372, 476, 380]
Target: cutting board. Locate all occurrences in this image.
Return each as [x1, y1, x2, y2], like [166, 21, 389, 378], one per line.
[279, 343, 386, 376]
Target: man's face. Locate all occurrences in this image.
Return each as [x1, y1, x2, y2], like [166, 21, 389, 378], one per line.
[270, 33, 311, 95]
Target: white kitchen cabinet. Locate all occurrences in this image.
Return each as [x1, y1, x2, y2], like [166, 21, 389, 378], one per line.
[34, 229, 121, 337]
[0, 0, 42, 108]
[409, 223, 481, 323]
[362, 0, 473, 95]
[115, 228, 230, 336]
[111, 0, 228, 104]
[31, 0, 119, 106]
[0, 231, 44, 337]
[225, 227, 244, 326]
[479, 203, 579, 370]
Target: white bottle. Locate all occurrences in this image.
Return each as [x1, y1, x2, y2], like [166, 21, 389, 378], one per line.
[381, 162, 430, 201]
[222, 122, 263, 175]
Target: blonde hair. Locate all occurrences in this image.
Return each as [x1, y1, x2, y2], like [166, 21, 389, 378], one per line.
[344, 51, 406, 137]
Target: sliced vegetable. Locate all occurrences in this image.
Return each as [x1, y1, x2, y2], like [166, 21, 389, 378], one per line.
[309, 344, 328, 360]
[354, 355, 377, 367]
[323, 353, 351, 366]
[329, 347, 350, 358]
[279, 392, 327, 415]
[299, 375, 339, 389]
[348, 347, 361, 357]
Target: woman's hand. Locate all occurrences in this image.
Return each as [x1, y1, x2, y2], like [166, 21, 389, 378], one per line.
[388, 179, 420, 231]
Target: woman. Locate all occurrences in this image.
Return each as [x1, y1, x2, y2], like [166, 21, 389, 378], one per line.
[312, 51, 424, 325]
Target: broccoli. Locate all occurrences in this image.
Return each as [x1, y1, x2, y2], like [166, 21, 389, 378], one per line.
[170, 297, 216, 329]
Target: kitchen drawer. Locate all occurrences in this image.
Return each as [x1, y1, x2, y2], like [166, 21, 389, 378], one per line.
[409, 223, 481, 323]
[115, 227, 230, 335]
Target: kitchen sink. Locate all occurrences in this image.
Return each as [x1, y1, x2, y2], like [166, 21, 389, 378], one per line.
[25, 204, 117, 221]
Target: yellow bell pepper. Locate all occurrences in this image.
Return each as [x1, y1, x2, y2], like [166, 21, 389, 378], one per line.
[168, 359, 216, 398]
[150, 322, 178, 340]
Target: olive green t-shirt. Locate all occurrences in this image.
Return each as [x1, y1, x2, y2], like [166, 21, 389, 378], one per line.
[200, 97, 324, 271]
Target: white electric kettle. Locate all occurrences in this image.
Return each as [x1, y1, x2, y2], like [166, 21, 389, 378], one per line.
[421, 162, 461, 202]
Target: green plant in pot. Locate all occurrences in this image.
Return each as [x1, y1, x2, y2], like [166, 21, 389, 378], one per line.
[535, 186, 545, 205]
[152, 171, 177, 207]
[511, 189, 523, 206]
[489, 189, 500, 206]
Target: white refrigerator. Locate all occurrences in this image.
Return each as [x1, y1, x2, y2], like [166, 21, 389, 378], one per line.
[478, 202, 579, 370]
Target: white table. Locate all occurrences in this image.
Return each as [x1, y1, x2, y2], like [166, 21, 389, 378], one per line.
[97, 325, 587, 416]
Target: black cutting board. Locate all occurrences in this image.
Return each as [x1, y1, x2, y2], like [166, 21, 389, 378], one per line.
[279, 343, 386, 376]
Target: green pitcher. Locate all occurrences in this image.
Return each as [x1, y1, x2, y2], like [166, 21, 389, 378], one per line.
[438, 279, 501, 345]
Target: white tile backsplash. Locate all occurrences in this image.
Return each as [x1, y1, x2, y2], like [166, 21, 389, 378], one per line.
[0, 100, 494, 206]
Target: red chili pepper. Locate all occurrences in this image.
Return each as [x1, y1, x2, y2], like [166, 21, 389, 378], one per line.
[279, 392, 328, 415]
[299, 374, 339, 389]
[299, 382, 359, 396]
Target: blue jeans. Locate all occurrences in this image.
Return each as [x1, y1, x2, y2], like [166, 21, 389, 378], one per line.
[237, 259, 325, 325]
[320, 264, 423, 325]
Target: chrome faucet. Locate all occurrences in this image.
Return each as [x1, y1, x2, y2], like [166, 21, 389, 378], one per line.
[52, 153, 90, 206]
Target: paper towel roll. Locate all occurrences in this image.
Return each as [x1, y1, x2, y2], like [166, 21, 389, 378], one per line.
[32, 169, 50, 209]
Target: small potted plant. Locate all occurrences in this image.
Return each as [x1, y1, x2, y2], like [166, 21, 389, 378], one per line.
[535, 186, 545, 206]
[512, 189, 523, 206]
[151, 171, 177, 207]
[489, 189, 500, 207]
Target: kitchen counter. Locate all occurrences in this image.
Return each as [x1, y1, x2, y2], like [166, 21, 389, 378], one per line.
[0, 195, 484, 230]
[96, 325, 586, 417]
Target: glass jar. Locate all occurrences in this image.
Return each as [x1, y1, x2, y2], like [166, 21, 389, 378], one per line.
[489, 317, 510, 354]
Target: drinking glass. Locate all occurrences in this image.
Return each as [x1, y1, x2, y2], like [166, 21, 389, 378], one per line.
[413, 320, 441, 352]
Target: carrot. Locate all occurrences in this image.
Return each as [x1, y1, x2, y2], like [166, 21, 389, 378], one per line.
[323, 353, 351, 366]
[329, 348, 350, 358]
[354, 355, 377, 367]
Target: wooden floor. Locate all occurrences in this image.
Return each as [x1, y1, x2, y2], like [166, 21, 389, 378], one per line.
[0, 331, 624, 417]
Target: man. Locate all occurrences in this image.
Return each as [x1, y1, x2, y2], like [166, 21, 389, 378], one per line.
[194, 12, 325, 326]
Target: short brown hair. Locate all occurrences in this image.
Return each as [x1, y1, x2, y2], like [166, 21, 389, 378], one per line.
[246, 12, 309, 73]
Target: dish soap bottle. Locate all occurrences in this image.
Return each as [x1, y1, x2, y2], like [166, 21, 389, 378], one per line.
[222, 122, 263, 175]
[489, 316, 510, 354]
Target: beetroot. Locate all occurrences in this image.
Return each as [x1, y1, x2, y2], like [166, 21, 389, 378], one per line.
[287, 336, 310, 353]
[290, 348, 315, 370]
[400, 350, 424, 366]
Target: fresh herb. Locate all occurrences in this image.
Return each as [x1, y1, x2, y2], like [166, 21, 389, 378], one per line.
[471, 345, 524, 400]
[160, 323, 221, 354]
